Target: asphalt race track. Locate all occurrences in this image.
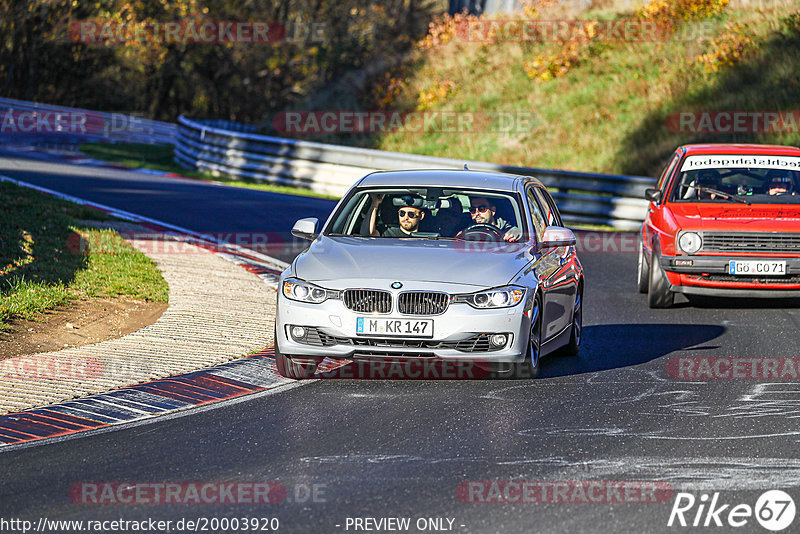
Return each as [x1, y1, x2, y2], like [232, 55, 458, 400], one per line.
[2, 154, 800, 533]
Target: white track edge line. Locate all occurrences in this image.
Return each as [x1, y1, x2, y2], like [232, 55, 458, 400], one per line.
[0, 174, 290, 271]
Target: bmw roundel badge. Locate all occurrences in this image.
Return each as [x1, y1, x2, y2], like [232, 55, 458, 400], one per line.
[391, 281, 403, 289]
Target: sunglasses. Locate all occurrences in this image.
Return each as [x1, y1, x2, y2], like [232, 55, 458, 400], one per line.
[469, 205, 491, 214]
[398, 209, 420, 219]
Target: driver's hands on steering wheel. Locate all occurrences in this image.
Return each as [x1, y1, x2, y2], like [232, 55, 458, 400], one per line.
[456, 223, 504, 242]
[503, 227, 522, 242]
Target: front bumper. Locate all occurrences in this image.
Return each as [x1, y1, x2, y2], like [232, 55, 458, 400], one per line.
[658, 254, 800, 296]
[276, 294, 531, 362]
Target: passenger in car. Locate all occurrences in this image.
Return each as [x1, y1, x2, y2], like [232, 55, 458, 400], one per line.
[364, 194, 426, 237]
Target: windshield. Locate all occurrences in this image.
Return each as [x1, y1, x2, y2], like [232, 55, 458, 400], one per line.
[326, 187, 526, 239]
[670, 155, 800, 204]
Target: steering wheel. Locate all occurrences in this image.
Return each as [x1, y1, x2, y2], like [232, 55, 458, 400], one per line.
[456, 223, 503, 242]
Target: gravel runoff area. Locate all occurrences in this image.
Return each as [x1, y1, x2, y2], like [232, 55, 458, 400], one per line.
[0, 222, 277, 415]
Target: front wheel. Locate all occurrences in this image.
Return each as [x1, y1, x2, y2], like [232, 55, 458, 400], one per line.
[512, 294, 542, 378]
[275, 353, 321, 379]
[561, 286, 582, 356]
[274, 325, 322, 379]
[647, 253, 674, 308]
[637, 245, 649, 294]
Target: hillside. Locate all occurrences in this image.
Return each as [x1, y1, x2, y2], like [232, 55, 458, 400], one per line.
[293, 0, 800, 177]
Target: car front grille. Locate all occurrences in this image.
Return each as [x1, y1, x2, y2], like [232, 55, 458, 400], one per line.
[301, 329, 505, 352]
[397, 291, 450, 315]
[343, 289, 392, 314]
[702, 232, 800, 254]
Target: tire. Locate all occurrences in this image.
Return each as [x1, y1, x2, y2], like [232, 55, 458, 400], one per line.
[647, 252, 674, 308]
[512, 293, 542, 378]
[274, 325, 321, 379]
[637, 245, 650, 294]
[561, 285, 582, 356]
[276, 353, 320, 379]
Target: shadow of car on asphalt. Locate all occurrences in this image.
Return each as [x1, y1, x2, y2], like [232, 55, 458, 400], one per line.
[539, 322, 726, 378]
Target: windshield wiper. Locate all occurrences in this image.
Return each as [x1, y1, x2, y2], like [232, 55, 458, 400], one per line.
[695, 186, 750, 205]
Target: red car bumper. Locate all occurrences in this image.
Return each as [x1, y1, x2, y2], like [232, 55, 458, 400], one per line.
[657, 254, 800, 297]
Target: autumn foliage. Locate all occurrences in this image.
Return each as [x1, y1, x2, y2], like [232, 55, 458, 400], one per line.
[0, 0, 430, 123]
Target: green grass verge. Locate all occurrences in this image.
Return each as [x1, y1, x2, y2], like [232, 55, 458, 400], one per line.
[79, 143, 339, 200]
[0, 180, 168, 330]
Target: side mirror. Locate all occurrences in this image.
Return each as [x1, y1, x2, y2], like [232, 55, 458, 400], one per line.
[538, 226, 576, 249]
[645, 188, 662, 202]
[291, 218, 319, 240]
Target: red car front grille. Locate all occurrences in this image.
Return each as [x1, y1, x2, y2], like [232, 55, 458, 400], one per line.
[702, 232, 800, 254]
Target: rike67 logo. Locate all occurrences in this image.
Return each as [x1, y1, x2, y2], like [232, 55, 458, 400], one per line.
[668, 490, 796, 531]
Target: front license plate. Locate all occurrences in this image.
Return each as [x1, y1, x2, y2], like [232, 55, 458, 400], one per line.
[728, 260, 786, 275]
[356, 317, 433, 338]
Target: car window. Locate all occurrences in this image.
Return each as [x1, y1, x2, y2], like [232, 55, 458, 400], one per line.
[326, 187, 527, 239]
[526, 188, 546, 240]
[532, 186, 562, 226]
[657, 152, 680, 193]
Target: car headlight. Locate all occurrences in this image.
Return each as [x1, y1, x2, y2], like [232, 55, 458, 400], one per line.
[282, 278, 330, 303]
[457, 286, 526, 309]
[678, 231, 702, 255]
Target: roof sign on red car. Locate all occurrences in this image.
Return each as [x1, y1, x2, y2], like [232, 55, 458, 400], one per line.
[680, 155, 800, 171]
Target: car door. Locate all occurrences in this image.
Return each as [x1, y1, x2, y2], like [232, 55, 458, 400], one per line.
[531, 185, 578, 340]
[523, 186, 562, 341]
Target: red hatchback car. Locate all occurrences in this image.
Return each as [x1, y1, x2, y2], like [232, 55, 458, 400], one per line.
[640, 143, 800, 308]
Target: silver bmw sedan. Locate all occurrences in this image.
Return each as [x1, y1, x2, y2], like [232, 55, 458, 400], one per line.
[275, 169, 584, 379]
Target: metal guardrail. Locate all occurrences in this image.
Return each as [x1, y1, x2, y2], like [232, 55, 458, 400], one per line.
[176, 115, 653, 229]
[0, 97, 176, 145]
[0, 98, 654, 229]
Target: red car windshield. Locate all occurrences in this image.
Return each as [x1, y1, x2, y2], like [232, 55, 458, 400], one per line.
[670, 167, 800, 204]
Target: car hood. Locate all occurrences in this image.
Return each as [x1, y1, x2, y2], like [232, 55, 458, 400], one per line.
[667, 203, 800, 232]
[293, 236, 531, 288]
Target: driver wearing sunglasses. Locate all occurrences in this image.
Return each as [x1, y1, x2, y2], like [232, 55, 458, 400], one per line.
[468, 196, 522, 242]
